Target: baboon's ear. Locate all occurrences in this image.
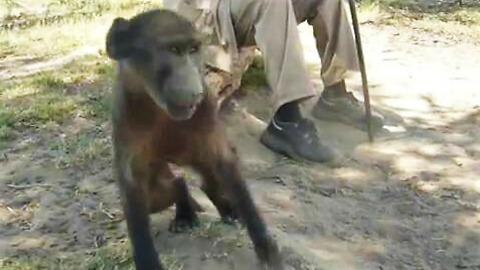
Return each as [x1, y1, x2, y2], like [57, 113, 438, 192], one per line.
[106, 18, 133, 60]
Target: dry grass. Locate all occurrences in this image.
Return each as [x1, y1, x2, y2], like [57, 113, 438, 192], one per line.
[358, 0, 480, 42]
[0, 243, 183, 270]
[1, 0, 479, 268]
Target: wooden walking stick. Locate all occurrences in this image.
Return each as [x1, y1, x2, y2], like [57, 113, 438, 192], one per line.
[347, 0, 374, 142]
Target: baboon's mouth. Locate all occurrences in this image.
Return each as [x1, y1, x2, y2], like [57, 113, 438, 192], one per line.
[167, 101, 199, 120]
[171, 101, 199, 111]
[174, 103, 196, 110]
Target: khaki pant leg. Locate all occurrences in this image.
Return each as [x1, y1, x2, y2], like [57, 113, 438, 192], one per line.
[229, 0, 317, 113]
[309, 0, 359, 87]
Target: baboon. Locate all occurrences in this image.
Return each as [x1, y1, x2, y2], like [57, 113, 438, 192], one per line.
[106, 9, 283, 270]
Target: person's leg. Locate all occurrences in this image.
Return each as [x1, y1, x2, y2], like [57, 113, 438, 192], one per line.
[295, 0, 384, 130]
[230, 0, 316, 113]
[311, 0, 358, 87]
[228, 0, 334, 162]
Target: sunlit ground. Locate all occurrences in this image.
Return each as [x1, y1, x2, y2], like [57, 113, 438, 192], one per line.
[1, 0, 479, 269]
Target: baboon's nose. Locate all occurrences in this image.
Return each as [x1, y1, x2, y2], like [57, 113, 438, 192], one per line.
[192, 91, 204, 103]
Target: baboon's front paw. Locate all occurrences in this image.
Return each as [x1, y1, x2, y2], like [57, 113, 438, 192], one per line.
[220, 203, 239, 225]
[221, 214, 237, 225]
[168, 215, 199, 233]
[221, 210, 238, 225]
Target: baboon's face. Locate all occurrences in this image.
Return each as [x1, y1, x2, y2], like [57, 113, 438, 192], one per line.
[106, 10, 205, 120]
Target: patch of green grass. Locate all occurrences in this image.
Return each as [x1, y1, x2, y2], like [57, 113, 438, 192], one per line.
[0, 0, 160, 30]
[0, 256, 61, 270]
[0, 54, 113, 143]
[83, 246, 134, 270]
[191, 221, 227, 239]
[0, 244, 183, 270]
[49, 132, 112, 169]
[70, 134, 111, 165]
[0, 1, 160, 60]
[359, 0, 480, 24]
[0, 94, 77, 128]
[81, 93, 112, 120]
[79, 60, 114, 120]
[240, 56, 267, 90]
[358, 0, 480, 41]
[360, 0, 479, 12]
[0, 125, 16, 141]
[0, 71, 78, 129]
[191, 220, 246, 251]
[84, 248, 183, 270]
[375, 0, 418, 10]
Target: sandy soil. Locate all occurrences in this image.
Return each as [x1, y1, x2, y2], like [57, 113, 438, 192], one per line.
[1, 21, 479, 269]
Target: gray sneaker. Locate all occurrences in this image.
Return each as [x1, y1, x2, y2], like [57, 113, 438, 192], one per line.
[260, 117, 334, 163]
[313, 92, 384, 131]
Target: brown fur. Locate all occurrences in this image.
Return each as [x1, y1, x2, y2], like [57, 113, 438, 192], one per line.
[107, 9, 283, 270]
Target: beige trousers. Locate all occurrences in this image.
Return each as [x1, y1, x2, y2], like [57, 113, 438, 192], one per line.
[165, 0, 358, 113]
[292, 0, 359, 86]
[227, 0, 358, 112]
[228, 0, 316, 112]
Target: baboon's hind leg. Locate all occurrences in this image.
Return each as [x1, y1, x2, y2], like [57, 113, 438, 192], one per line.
[148, 164, 200, 232]
[196, 166, 238, 224]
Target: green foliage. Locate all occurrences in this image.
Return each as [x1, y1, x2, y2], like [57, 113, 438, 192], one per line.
[240, 56, 268, 90]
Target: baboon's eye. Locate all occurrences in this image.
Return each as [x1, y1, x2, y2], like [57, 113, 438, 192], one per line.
[169, 45, 181, 55]
[189, 44, 199, 54]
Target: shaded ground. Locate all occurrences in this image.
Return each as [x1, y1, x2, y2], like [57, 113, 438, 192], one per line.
[1, 2, 479, 270]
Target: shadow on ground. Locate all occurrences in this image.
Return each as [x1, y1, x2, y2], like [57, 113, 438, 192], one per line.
[1, 16, 480, 270]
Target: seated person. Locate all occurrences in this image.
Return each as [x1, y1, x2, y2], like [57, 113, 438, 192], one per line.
[164, 0, 384, 162]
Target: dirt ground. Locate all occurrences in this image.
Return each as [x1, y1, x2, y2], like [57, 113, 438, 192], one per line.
[1, 16, 480, 270]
